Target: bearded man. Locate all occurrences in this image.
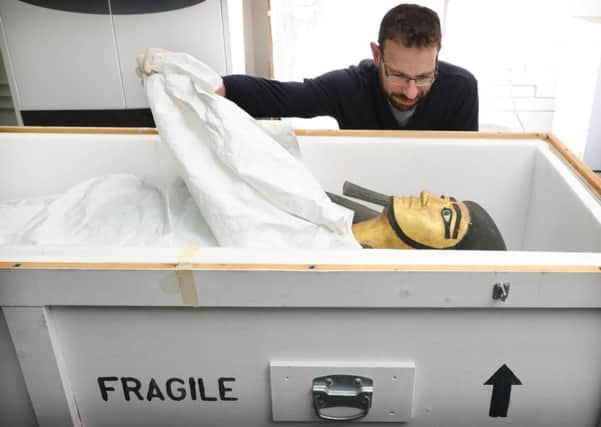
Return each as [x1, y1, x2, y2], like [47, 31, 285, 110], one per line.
[218, 3, 478, 131]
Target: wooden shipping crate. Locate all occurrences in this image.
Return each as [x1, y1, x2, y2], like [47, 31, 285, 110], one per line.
[1, 128, 600, 427]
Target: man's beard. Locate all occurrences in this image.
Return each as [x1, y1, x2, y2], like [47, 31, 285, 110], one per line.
[387, 91, 422, 111]
[379, 72, 428, 111]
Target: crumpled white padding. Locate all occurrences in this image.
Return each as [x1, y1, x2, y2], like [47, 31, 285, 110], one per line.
[0, 195, 54, 244]
[165, 177, 218, 247]
[1, 174, 218, 247]
[16, 174, 170, 246]
[256, 119, 302, 159]
[145, 52, 359, 249]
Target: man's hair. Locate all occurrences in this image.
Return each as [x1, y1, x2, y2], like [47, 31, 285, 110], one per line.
[378, 4, 442, 50]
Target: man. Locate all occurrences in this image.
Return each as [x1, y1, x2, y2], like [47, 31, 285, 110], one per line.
[218, 3, 478, 130]
[138, 4, 477, 131]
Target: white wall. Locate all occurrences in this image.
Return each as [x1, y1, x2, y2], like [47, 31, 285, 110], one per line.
[552, 17, 601, 170]
[583, 47, 601, 171]
[442, 0, 563, 132]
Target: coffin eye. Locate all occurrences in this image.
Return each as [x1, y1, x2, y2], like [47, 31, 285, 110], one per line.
[442, 208, 452, 222]
[441, 208, 453, 239]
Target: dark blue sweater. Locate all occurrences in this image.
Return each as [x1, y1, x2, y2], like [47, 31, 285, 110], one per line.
[223, 59, 478, 131]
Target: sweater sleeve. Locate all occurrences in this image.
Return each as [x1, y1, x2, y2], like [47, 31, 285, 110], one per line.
[223, 74, 341, 119]
[449, 75, 479, 131]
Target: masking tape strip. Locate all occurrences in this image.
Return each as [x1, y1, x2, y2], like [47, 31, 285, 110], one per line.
[176, 270, 198, 306]
[176, 247, 199, 306]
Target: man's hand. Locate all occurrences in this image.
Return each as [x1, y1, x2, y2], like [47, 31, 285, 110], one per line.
[136, 48, 168, 78]
[136, 47, 226, 96]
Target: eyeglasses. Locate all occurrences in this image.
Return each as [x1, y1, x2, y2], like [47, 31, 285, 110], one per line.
[380, 54, 438, 87]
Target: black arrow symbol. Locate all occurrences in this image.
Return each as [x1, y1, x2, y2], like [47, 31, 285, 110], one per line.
[484, 364, 522, 417]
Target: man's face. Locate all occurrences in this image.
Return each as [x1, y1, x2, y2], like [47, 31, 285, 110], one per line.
[371, 40, 438, 111]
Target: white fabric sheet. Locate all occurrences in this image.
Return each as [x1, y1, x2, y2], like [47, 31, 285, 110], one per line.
[144, 51, 358, 249]
[0, 195, 54, 245]
[1, 174, 217, 247]
[15, 174, 168, 245]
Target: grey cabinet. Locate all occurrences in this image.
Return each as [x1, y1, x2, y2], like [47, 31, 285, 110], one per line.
[0, 0, 230, 116]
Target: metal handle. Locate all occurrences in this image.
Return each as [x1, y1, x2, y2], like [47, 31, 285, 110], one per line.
[312, 375, 373, 421]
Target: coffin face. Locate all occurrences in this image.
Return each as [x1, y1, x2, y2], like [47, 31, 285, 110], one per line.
[0, 128, 600, 427]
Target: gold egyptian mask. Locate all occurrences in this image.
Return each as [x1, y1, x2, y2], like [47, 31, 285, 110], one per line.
[352, 191, 471, 249]
[328, 182, 506, 251]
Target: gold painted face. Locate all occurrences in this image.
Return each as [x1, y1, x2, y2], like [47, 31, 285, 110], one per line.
[352, 191, 471, 249]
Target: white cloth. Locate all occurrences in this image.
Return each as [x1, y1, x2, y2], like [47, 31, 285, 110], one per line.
[144, 51, 359, 249]
[14, 174, 169, 245]
[256, 119, 302, 159]
[164, 177, 218, 247]
[0, 195, 54, 244]
[0, 174, 218, 247]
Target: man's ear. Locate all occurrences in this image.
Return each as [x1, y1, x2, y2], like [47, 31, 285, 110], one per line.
[370, 42, 381, 67]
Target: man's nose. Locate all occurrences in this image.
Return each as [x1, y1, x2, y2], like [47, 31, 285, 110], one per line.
[402, 80, 418, 99]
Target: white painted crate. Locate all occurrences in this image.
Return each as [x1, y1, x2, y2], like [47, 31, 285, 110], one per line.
[1, 128, 600, 427]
